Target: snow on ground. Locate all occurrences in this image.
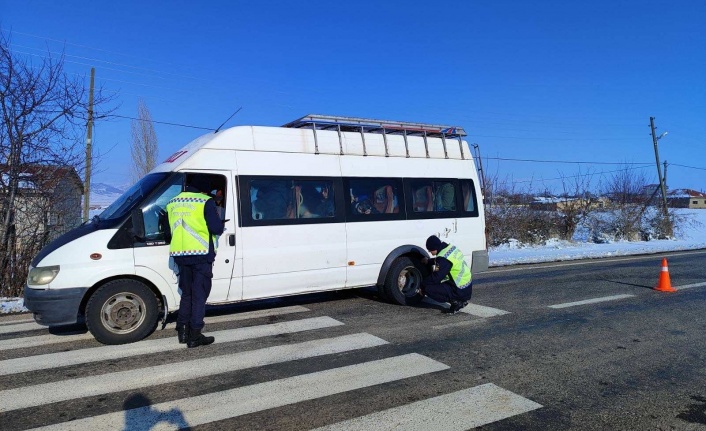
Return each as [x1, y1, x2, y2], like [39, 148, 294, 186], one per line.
[490, 209, 706, 266]
[2, 209, 705, 314]
[0, 297, 26, 314]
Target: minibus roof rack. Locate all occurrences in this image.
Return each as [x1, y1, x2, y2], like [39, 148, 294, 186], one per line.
[283, 114, 467, 139]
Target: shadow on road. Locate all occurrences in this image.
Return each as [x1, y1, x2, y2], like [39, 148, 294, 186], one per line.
[123, 393, 191, 431]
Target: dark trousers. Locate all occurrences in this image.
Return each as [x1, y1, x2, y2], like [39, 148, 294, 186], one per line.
[423, 281, 473, 304]
[176, 263, 213, 330]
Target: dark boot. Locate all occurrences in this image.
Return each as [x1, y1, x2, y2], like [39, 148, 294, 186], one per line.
[176, 323, 190, 344]
[187, 328, 215, 348]
[447, 301, 468, 315]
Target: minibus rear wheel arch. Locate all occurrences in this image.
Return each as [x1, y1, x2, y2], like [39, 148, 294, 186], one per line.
[83, 277, 162, 345]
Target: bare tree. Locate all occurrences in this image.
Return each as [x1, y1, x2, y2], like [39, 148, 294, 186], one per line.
[130, 99, 158, 183]
[555, 170, 596, 240]
[0, 30, 113, 295]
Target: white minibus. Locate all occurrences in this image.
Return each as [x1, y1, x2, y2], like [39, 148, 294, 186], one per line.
[24, 115, 488, 344]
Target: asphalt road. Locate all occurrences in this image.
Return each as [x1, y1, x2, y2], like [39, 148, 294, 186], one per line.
[1, 250, 705, 430]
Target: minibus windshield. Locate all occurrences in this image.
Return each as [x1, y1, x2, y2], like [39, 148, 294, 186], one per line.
[98, 173, 170, 221]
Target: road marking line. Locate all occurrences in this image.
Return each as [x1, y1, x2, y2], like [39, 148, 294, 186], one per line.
[423, 298, 510, 317]
[460, 303, 511, 317]
[0, 305, 310, 351]
[311, 383, 542, 431]
[548, 294, 635, 309]
[0, 316, 342, 376]
[674, 282, 706, 291]
[0, 333, 388, 413]
[0, 321, 44, 335]
[0, 317, 34, 326]
[29, 353, 449, 431]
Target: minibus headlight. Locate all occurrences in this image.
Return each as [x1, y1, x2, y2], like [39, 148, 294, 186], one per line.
[27, 266, 60, 285]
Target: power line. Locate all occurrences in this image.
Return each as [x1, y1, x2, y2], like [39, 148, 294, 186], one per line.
[472, 134, 637, 142]
[511, 164, 654, 184]
[108, 114, 212, 131]
[2, 27, 185, 70]
[671, 163, 706, 171]
[11, 50, 207, 96]
[10, 43, 205, 83]
[484, 157, 652, 165]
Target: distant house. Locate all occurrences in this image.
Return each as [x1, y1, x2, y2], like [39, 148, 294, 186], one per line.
[0, 164, 84, 244]
[530, 196, 609, 211]
[667, 189, 706, 209]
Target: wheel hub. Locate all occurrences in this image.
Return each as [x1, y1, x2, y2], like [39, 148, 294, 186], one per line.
[101, 293, 146, 333]
[398, 267, 421, 297]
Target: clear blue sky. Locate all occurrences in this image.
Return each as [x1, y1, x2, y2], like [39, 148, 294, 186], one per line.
[2, 0, 704, 192]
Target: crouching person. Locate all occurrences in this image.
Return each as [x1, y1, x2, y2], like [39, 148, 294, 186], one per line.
[422, 235, 473, 314]
[167, 177, 224, 347]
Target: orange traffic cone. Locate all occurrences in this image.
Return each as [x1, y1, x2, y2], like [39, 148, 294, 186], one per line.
[654, 258, 676, 292]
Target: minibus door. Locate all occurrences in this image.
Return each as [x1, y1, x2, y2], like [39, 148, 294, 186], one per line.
[133, 172, 238, 304]
[184, 171, 238, 303]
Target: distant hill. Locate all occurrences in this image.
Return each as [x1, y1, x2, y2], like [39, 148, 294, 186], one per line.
[88, 182, 128, 208]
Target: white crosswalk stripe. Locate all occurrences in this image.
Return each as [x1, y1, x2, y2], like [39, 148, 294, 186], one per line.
[0, 316, 343, 376]
[423, 297, 511, 317]
[29, 354, 450, 431]
[311, 383, 543, 431]
[0, 307, 541, 430]
[0, 305, 310, 351]
[0, 317, 35, 326]
[0, 333, 388, 412]
[0, 320, 44, 335]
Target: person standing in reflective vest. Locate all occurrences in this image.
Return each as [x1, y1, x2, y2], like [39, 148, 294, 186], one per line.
[421, 235, 473, 314]
[167, 177, 224, 347]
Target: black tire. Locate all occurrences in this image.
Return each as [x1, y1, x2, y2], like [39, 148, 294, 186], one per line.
[383, 256, 424, 306]
[86, 279, 159, 345]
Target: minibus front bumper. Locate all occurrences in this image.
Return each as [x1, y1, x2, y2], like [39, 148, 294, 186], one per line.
[24, 286, 88, 326]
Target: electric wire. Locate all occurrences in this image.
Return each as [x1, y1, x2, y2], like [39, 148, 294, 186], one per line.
[483, 157, 652, 165]
[107, 114, 213, 131]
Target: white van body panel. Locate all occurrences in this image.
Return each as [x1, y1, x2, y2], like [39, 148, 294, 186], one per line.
[133, 265, 178, 310]
[235, 149, 347, 300]
[35, 229, 135, 290]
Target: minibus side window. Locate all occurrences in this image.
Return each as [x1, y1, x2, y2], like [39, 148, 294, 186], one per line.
[348, 178, 401, 216]
[292, 180, 335, 219]
[250, 178, 336, 220]
[461, 180, 479, 217]
[434, 181, 456, 211]
[140, 175, 184, 242]
[250, 179, 292, 220]
[410, 180, 456, 213]
[136, 173, 228, 243]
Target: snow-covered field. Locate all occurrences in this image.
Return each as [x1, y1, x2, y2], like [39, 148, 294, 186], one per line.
[2, 209, 705, 314]
[491, 209, 706, 266]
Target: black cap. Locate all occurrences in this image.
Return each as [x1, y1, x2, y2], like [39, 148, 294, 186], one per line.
[426, 235, 443, 251]
[188, 176, 212, 194]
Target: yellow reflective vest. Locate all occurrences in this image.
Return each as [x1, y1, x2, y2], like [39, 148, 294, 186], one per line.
[439, 244, 472, 289]
[166, 192, 218, 257]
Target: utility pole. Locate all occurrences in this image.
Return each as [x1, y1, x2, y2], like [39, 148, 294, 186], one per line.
[663, 160, 668, 191]
[650, 116, 671, 234]
[82, 68, 95, 222]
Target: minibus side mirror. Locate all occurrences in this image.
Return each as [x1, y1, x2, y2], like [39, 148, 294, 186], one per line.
[131, 208, 146, 240]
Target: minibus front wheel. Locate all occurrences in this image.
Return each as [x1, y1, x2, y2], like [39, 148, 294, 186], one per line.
[85, 279, 159, 345]
[383, 257, 424, 306]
